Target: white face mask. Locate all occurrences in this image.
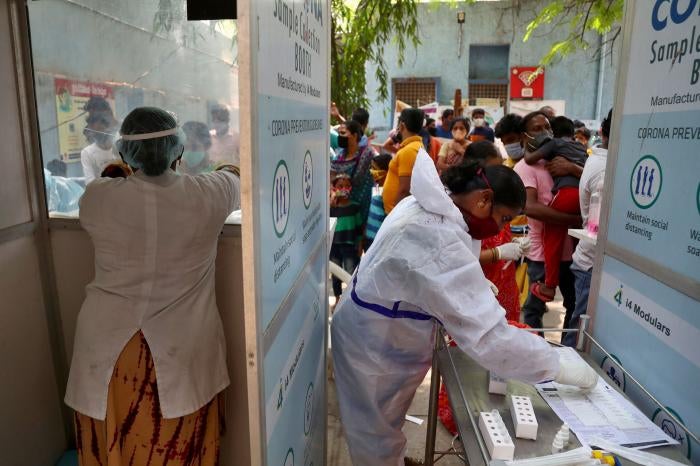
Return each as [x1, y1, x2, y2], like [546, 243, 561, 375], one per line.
[473, 118, 485, 128]
[504, 142, 524, 160]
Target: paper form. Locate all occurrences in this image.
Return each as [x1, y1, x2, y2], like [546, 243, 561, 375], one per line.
[536, 353, 678, 450]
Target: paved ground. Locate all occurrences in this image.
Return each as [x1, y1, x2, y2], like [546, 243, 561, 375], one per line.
[326, 292, 568, 465]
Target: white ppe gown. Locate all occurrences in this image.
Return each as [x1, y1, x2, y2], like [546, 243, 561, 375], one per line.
[331, 151, 560, 466]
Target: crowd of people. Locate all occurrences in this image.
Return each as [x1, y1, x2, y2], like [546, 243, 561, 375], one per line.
[328, 103, 612, 465]
[58, 93, 610, 466]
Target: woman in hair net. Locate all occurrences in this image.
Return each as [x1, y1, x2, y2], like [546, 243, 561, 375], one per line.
[331, 150, 598, 466]
[65, 107, 240, 466]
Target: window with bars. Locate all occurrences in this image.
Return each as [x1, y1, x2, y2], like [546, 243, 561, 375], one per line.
[467, 83, 509, 107]
[392, 78, 437, 108]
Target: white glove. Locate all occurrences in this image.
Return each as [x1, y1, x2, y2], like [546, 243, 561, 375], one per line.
[555, 354, 599, 390]
[512, 236, 531, 255]
[496, 242, 523, 261]
[487, 280, 499, 296]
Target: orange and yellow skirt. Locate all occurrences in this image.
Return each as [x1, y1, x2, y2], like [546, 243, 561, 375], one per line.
[74, 332, 223, 466]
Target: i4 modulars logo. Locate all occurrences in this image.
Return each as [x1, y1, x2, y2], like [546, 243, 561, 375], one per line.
[614, 284, 672, 337]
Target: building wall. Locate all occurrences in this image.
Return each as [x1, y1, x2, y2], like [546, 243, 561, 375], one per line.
[365, 1, 620, 130]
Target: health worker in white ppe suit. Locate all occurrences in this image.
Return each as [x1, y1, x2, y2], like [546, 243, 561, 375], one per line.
[331, 150, 598, 466]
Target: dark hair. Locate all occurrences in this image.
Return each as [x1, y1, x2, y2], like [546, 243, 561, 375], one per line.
[182, 121, 212, 149]
[441, 108, 454, 119]
[83, 96, 112, 115]
[465, 141, 500, 164]
[441, 161, 526, 210]
[601, 108, 612, 139]
[425, 117, 436, 127]
[495, 114, 523, 139]
[400, 108, 425, 134]
[344, 119, 363, 138]
[47, 159, 67, 177]
[372, 153, 392, 170]
[471, 108, 485, 117]
[449, 117, 470, 132]
[575, 126, 592, 140]
[551, 116, 575, 138]
[351, 108, 370, 127]
[211, 104, 230, 122]
[573, 119, 586, 129]
[520, 111, 549, 133]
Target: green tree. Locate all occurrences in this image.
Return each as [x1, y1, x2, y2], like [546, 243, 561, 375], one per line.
[523, 0, 624, 64]
[331, 0, 422, 117]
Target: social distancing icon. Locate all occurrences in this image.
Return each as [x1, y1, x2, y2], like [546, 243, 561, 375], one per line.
[630, 155, 662, 209]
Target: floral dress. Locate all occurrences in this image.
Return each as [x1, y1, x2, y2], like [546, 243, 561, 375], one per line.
[331, 145, 375, 226]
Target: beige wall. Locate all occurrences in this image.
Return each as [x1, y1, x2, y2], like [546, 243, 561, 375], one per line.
[0, 0, 67, 462]
[0, 237, 66, 464]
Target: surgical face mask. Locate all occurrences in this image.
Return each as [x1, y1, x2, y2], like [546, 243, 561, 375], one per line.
[524, 130, 553, 152]
[504, 142, 524, 160]
[473, 118, 485, 128]
[452, 128, 467, 141]
[182, 150, 206, 167]
[337, 135, 349, 149]
[370, 168, 387, 183]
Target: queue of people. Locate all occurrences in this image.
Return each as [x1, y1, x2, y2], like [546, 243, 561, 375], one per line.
[62, 97, 610, 466]
[328, 103, 612, 465]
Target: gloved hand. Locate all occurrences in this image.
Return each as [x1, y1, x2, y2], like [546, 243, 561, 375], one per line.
[512, 236, 531, 255]
[555, 354, 599, 390]
[496, 242, 523, 261]
[487, 280, 499, 296]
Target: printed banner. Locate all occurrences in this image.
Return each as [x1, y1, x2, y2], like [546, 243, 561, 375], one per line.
[54, 78, 114, 161]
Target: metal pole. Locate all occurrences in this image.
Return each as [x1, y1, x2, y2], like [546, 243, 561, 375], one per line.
[424, 327, 442, 466]
[576, 315, 590, 351]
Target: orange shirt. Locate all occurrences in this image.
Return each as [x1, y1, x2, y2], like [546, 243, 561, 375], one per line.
[382, 135, 423, 214]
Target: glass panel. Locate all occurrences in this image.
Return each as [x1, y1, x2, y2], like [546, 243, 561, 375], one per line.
[27, 0, 239, 219]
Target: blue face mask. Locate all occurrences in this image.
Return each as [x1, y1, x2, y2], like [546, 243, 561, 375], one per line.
[182, 150, 206, 167]
[504, 142, 524, 160]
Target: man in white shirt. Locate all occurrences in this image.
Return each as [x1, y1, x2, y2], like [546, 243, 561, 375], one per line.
[563, 110, 611, 347]
[209, 104, 240, 166]
[81, 113, 119, 183]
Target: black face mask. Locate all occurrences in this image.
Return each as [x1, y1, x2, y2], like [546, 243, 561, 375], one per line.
[427, 127, 437, 137]
[392, 131, 403, 143]
[338, 135, 349, 149]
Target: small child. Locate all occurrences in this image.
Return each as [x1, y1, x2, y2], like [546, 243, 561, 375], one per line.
[330, 174, 363, 302]
[574, 126, 592, 155]
[364, 153, 392, 250]
[524, 116, 587, 302]
[436, 118, 471, 173]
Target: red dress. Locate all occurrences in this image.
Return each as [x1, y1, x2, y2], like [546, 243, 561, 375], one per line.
[480, 225, 520, 321]
[438, 226, 522, 435]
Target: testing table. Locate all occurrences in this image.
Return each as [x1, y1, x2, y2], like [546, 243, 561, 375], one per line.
[425, 331, 691, 465]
